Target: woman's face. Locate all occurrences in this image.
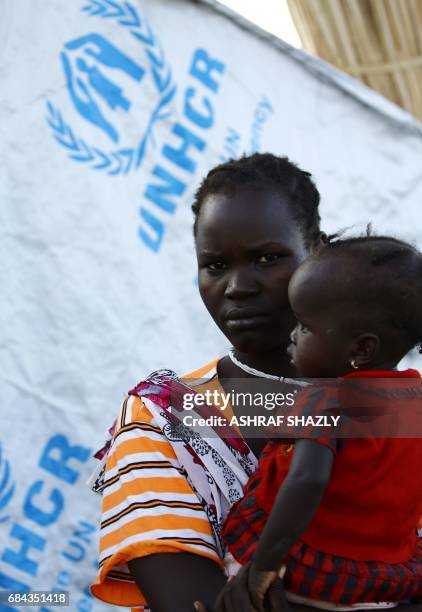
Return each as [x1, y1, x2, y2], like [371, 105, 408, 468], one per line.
[195, 188, 308, 353]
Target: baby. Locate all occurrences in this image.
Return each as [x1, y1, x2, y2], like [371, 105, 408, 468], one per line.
[219, 234, 422, 611]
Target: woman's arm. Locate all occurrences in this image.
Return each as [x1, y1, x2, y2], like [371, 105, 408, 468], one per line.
[129, 553, 226, 612]
[91, 395, 226, 610]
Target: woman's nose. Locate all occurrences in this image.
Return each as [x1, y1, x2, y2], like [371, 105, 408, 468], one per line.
[290, 327, 297, 344]
[224, 267, 259, 299]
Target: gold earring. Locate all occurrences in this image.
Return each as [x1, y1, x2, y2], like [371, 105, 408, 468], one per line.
[351, 359, 359, 370]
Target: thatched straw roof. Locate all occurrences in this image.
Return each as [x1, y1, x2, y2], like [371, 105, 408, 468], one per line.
[287, 0, 422, 122]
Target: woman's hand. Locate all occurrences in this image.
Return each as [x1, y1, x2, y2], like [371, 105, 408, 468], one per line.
[194, 562, 279, 612]
[246, 563, 279, 611]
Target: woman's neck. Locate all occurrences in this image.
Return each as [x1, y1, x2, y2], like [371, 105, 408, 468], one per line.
[221, 348, 298, 379]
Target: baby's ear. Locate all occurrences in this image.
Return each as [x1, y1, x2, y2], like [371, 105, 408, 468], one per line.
[349, 333, 380, 368]
[310, 232, 328, 254]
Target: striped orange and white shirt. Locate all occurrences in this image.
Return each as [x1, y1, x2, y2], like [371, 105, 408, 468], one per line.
[90, 359, 250, 609]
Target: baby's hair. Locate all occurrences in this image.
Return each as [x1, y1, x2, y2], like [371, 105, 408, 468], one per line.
[312, 231, 422, 354]
[192, 153, 321, 248]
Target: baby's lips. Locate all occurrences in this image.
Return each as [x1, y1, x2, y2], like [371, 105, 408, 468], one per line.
[286, 342, 295, 360]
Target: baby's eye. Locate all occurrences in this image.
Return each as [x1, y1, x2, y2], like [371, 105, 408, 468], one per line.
[299, 323, 310, 333]
[257, 254, 283, 264]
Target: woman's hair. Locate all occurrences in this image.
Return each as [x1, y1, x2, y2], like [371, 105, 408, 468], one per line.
[312, 232, 422, 353]
[192, 153, 321, 248]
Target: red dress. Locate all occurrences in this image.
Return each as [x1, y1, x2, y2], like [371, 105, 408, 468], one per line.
[223, 369, 422, 605]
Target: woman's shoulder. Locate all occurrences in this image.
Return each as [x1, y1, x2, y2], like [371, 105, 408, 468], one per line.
[108, 357, 222, 444]
[116, 393, 155, 428]
[181, 358, 220, 381]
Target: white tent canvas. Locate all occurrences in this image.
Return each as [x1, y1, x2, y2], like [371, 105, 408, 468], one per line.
[1, 0, 421, 608]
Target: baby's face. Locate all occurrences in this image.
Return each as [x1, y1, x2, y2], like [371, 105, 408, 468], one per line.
[287, 259, 356, 378]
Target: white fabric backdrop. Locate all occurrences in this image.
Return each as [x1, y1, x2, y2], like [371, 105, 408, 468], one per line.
[1, 0, 421, 609]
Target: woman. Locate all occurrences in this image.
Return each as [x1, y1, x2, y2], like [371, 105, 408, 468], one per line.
[90, 154, 418, 611]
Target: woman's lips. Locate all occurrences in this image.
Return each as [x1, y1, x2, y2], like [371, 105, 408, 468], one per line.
[224, 309, 271, 330]
[225, 315, 270, 330]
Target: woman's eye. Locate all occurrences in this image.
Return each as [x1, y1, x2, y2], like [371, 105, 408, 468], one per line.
[257, 254, 283, 264]
[205, 262, 227, 271]
[299, 323, 310, 333]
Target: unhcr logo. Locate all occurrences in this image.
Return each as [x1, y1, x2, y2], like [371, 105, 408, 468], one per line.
[46, 0, 176, 176]
[0, 442, 15, 524]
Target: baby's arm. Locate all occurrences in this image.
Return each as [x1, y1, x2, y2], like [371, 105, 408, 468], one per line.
[252, 438, 334, 572]
[213, 440, 335, 612]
